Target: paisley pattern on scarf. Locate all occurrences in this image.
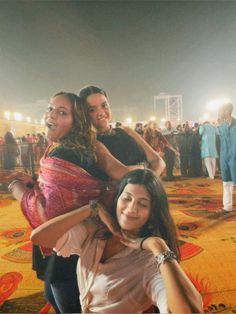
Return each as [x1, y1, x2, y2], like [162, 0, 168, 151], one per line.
[21, 154, 112, 228]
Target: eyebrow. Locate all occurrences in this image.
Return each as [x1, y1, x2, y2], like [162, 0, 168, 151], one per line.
[48, 104, 69, 110]
[89, 101, 108, 107]
[124, 192, 150, 202]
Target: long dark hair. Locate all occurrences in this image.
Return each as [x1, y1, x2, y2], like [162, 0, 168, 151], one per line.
[52, 92, 96, 159]
[4, 131, 17, 144]
[98, 169, 179, 259]
[78, 86, 107, 102]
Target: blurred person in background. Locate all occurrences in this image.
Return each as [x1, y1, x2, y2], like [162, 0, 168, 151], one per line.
[217, 103, 236, 211]
[3, 131, 19, 170]
[162, 121, 179, 180]
[135, 122, 144, 136]
[199, 121, 218, 179]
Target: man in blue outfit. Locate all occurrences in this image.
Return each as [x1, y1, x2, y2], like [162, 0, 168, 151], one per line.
[217, 102, 236, 211]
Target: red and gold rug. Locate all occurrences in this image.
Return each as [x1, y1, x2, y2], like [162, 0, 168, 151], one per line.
[0, 176, 235, 313]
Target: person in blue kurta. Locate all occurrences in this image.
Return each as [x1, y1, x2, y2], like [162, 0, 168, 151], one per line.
[217, 103, 236, 211]
[199, 122, 218, 179]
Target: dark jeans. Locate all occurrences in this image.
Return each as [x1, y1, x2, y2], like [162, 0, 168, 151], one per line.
[44, 276, 81, 313]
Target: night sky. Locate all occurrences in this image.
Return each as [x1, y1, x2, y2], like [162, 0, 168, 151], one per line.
[0, 0, 236, 123]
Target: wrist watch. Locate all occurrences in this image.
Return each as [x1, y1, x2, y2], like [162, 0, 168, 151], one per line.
[89, 200, 99, 219]
[154, 250, 177, 270]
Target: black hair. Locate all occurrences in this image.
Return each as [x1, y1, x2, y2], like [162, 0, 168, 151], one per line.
[98, 169, 179, 259]
[78, 86, 107, 101]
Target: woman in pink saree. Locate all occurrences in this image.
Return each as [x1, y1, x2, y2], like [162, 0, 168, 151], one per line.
[6, 92, 131, 313]
[8, 92, 129, 229]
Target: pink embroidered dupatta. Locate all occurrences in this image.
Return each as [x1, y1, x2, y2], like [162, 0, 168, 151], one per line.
[21, 152, 112, 229]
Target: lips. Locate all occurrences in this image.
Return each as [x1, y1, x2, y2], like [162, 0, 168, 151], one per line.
[122, 212, 138, 220]
[97, 115, 107, 121]
[46, 120, 57, 130]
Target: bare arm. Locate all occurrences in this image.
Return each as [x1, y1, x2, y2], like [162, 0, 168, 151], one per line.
[30, 204, 94, 248]
[144, 237, 203, 313]
[123, 127, 166, 176]
[30, 202, 121, 248]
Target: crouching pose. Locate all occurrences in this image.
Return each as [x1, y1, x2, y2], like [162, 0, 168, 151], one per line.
[31, 169, 203, 313]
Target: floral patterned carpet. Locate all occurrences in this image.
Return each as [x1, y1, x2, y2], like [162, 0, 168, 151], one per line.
[0, 176, 236, 313]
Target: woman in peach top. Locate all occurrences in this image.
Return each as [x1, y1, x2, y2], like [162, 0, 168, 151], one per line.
[31, 169, 203, 314]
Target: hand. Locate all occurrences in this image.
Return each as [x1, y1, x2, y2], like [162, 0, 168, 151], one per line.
[97, 204, 122, 239]
[121, 233, 169, 254]
[6, 171, 33, 185]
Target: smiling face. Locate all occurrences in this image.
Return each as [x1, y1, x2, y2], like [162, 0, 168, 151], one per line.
[85, 93, 111, 133]
[44, 95, 73, 142]
[116, 183, 151, 234]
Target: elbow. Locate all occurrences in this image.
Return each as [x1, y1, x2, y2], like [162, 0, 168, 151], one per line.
[30, 229, 54, 248]
[30, 229, 42, 246]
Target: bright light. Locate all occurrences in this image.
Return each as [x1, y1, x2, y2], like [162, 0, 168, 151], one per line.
[160, 117, 166, 123]
[26, 116, 31, 122]
[4, 111, 11, 120]
[150, 116, 156, 121]
[13, 112, 22, 121]
[41, 119, 45, 125]
[126, 117, 132, 124]
[207, 99, 231, 111]
[34, 119, 38, 124]
[203, 113, 209, 120]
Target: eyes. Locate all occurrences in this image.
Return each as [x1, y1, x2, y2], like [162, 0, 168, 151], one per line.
[46, 106, 68, 116]
[88, 102, 110, 113]
[121, 195, 149, 208]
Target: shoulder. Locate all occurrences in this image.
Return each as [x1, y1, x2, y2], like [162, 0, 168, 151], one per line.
[48, 145, 84, 165]
[54, 220, 97, 257]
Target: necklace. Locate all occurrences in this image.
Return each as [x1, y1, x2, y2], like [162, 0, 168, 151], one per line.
[98, 128, 116, 137]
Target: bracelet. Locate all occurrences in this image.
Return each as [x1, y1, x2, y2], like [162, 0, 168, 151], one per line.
[154, 250, 177, 270]
[89, 200, 99, 219]
[140, 236, 150, 250]
[8, 179, 22, 193]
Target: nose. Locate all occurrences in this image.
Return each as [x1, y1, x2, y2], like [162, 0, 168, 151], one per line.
[47, 107, 57, 119]
[125, 201, 138, 216]
[96, 106, 105, 118]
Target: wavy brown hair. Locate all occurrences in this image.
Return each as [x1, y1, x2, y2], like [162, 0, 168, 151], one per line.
[52, 92, 96, 160]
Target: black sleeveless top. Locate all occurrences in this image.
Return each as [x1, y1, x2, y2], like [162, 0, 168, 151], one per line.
[97, 128, 147, 168]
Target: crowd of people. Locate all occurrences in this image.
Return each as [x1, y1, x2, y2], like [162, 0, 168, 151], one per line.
[1, 117, 220, 181]
[1, 85, 236, 313]
[0, 132, 48, 172]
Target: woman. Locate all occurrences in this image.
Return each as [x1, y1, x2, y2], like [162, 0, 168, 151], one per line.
[31, 169, 203, 313]
[78, 86, 166, 177]
[3, 131, 19, 170]
[8, 92, 130, 227]
[7, 92, 134, 313]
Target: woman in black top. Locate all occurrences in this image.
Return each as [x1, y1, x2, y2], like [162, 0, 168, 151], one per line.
[79, 85, 165, 177]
